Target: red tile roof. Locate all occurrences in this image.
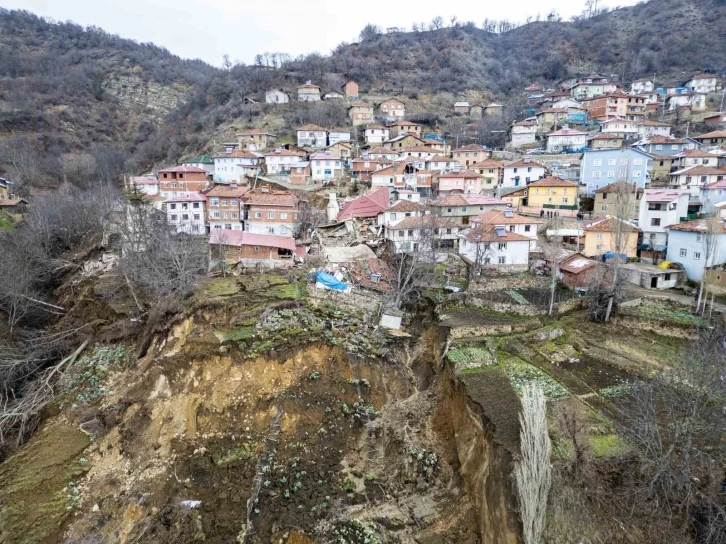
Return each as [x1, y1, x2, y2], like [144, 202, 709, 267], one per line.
[505, 159, 546, 169]
[238, 129, 277, 136]
[206, 185, 250, 198]
[453, 144, 488, 153]
[667, 218, 726, 233]
[589, 132, 624, 140]
[594, 181, 643, 194]
[158, 165, 209, 174]
[337, 187, 390, 221]
[213, 150, 261, 159]
[672, 166, 726, 176]
[470, 159, 504, 169]
[387, 216, 458, 230]
[559, 253, 598, 274]
[164, 192, 207, 203]
[583, 216, 640, 233]
[438, 170, 481, 179]
[297, 124, 326, 132]
[209, 229, 296, 250]
[472, 209, 542, 225]
[388, 200, 427, 212]
[693, 131, 726, 140]
[677, 149, 718, 158]
[243, 190, 298, 207]
[644, 189, 689, 203]
[462, 225, 531, 243]
[528, 176, 578, 188]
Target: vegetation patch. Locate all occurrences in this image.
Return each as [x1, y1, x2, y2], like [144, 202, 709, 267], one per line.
[629, 304, 703, 326]
[447, 346, 496, 367]
[202, 277, 240, 298]
[589, 434, 627, 458]
[64, 345, 127, 409]
[503, 362, 570, 400]
[215, 443, 252, 466]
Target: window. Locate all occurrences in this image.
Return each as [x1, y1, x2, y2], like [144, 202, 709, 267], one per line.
[231, 213, 238, 219]
[596, 233, 602, 239]
[267, 227, 275, 234]
[655, 144, 662, 150]
[254, 246, 260, 253]
[607, 171, 615, 178]
[608, 159, 616, 166]
[671, 144, 678, 150]
[170, 214, 177, 221]
[222, 213, 228, 219]
[397, 230, 404, 237]
[696, 233, 702, 242]
[390, 213, 397, 220]
[651, 218, 661, 226]
[524, 225, 531, 232]
[498, 242, 507, 250]
[171, 182, 177, 188]
[509, 225, 515, 232]
[664, 273, 671, 281]
[680, 248, 687, 257]
[267, 212, 275, 219]
[280, 212, 288, 219]
[446, 228, 452, 235]
[593, 159, 602, 166]
[221, 200, 228, 206]
[593, 171, 602, 178]
[633, 158, 643, 166]
[193, 202, 200, 209]
[633, 171, 642, 177]
[255, 212, 262, 218]
[213, 211, 220, 218]
[694, 252, 701, 260]
[182, 214, 189, 220]
[498, 256, 506, 264]
[170, 203, 177, 210]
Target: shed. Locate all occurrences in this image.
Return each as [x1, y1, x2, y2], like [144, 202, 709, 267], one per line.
[621, 262, 684, 290]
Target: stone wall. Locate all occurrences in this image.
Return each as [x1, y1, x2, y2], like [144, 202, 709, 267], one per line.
[469, 274, 550, 293]
[308, 286, 382, 317]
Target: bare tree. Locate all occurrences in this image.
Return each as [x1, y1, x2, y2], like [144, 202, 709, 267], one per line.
[541, 213, 564, 316]
[429, 16, 444, 30]
[211, 228, 232, 278]
[515, 384, 551, 544]
[695, 217, 721, 315]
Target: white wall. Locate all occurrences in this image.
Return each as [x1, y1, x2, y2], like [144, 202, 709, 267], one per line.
[459, 237, 530, 267]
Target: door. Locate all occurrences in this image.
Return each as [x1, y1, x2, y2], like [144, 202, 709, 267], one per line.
[650, 276, 658, 288]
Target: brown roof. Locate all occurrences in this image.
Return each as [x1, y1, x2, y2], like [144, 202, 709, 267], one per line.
[668, 218, 726, 233]
[298, 83, 320, 89]
[158, 165, 209, 174]
[238, 129, 277, 136]
[387, 120, 422, 127]
[583, 216, 640, 233]
[677, 149, 717, 158]
[365, 123, 388, 130]
[265, 149, 306, 157]
[243, 189, 298, 207]
[351, 159, 384, 172]
[472, 209, 542, 226]
[380, 98, 405, 106]
[693, 131, 726, 140]
[638, 119, 671, 127]
[367, 146, 397, 154]
[453, 144, 488, 153]
[672, 166, 726, 176]
[559, 253, 598, 275]
[388, 200, 427, 212]
[297, 124, 326, 132]
[463, 225, 532, 243]
[213, 150, 261, 159]
[528, 176, 578, 188]
[401, 145, 438, 153]
[594, 181, 643, 194]
[427, 155, 458, 162]
[432, 194, 508, 207]
[438, 170, 481, 179]
[0, 198, 26, 207]
[348, 102, 373, 109]
[513, 120, 537, 127]
[470, 159, 504, 169]
[387, 216, 458, 230]
[206, 185, 250, 198]
[589, 132, 625, 140]
[506, 159, 546, 169]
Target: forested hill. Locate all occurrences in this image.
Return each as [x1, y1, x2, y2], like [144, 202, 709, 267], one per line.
[1, 0, 725, 188]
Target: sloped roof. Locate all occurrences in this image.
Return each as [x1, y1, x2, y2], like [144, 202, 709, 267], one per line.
[559, 253, 598, 274]
[703, 179, 726, 189]
[548, 127, 588, 137]
[388, 200, 427, 212]
[462, 225, 531, 243]
[243, 190, 298, 207]
[470, 159, 504, 169]
[667, 218, 726, 233]
[213, 150, 261, 159]
[209, 229, 296, 250]
[438, 170, 481, 178]
[505, 159, 546, 169]
[206, 185, 250, 198]
[472, 209, 542, 225]
[693, 131, 726, 140]
[432, 194, 508, 207]
[337, 187, 390, 221]
[528, 176, 578, 188]
[644, 189, 689, 203]
[387, 216, 458, 230]
[589, 132, 624, 140]
[158, 165, 208, 174]
[671, 166, 726, 177]
[594, 181, 643, 194]
[453, 144, 488, 152]
[677, 149, 718, 158]
[297, 124, 326, 132]
[583, 216, 640, 233]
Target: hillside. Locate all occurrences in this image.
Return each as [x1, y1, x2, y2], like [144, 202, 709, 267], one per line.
[1, 0, 725, 185]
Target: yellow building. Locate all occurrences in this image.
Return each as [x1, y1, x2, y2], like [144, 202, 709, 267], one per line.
[526, 176, 579, 210]
[582, 216, 640, 258]
[593, 182, 642, 220]
[0, 180, 8, 200]
[500, 187, 528, 209]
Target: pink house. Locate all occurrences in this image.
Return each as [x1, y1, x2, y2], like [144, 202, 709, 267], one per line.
[436, 170, 483, 195]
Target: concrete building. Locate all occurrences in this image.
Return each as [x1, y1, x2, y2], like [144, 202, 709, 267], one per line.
[666, 218, 726, 281]
[638, 188, 690, 249]
[580, 148, 652, 193]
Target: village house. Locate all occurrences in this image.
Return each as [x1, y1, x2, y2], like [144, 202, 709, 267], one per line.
[452, 144, 490, 167]
[666, 92, 707, 111]
[385, 216, 460, 253]
[570, 75, 612, 99]
[502, 159, 547, 188]
[265, 89, 290, 104]
[692, 131, 726, 147]
[322, 90, 344, 100]
[581, 216, 640, 258]
[393, 189, 421, 202]
[378, 98, 405, 121]
[454, 102, 470, 115]
[296, 124, 328, 148]
[264, 148, 306, 175]
[673, 149, 720, 169]
[470, 208, 540, 248]
[336, 187, 390, 222]
[209, 229, 297, 269]
[510, 119, 538, 148]
[237, 129, 278, 151]
[580, 148, 652, 193]
[297, 81, 321, 101]
[638, 188, 690, 249]
[328, 128, 352, 145]
[469, 105, 484, 118]
[0, 178, 8, 200]
[527, 176, 579, 210]
[666, 218, 726, 281]
[243, 188, 301, 237]
[351, 159, 385, 182]
[324, 141, 353, 161]
[422, 135, 448, 153]
[630, 78, 654, 94]
[635, 91, 660, 105]
[551, 98, 582, 110]
[213, 150, 262, 184]
[699, 179, 726, 215]
[430, 194, 511, 226]
[436, 170, 484, 195]
[634, 135, 695, 156]
[684, 73, 722, 94]
[288, 162, 311, 185]
[164, 193, 206, 235]
[588, 133, 624, 150]
[387, 120, 423, 138]
[384, 133, 426, 151]
[580, 93, 646, 121]
[399, 146, 438, 160]
[425, 155, 461, 172]
[470, 159, 504, 191]
[459, 222, 532, 272]
[206, 184, 248, 230]
[594, 182, 643, 220]
[310, 152, 343, 182]
[637, 119, 673, 138]
[364, 124, 391, 145]
[546, 127, 588, 153]
[342, 80, 359, 98]
[558, 253, 600, 288]
[647, 154, 676, 185]
[365, 147, 400, 161]
[128, 174, 159, 196]
[599, 118, 640, 140]
[158, 166, 210, 199]
[499, 187, 528, 208]
[703, 113, 726, 125]
[484, 103, 505, 115]
[371, 163, 433, 197]
[378, 199, 428, 227]
[535, 109, 570, 132]
[348, 102, 375, 126]
[181, 155, 215, 175]
[669, 166, 726, 197]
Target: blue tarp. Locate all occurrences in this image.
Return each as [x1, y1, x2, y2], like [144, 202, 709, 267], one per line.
[315, 270, 349, 292]
[603, 252, 629, 260]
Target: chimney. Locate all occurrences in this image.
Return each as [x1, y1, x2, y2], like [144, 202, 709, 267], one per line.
[327, 192, 340, 222]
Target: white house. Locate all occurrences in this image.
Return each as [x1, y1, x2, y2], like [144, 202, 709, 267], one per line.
[673, 149, 720, 169]
[328, 128, 352, 145]
[425, 156, 461, 172]
[551, 98, 581, 110]
[638, 188, 690, 249]
[265, 149, 306, 174]
[310, 152, 343, 182]
[297, 81, 321, 102]
[637, 119, 672, 138]
[459, 224, 531, 272]
[502, 159, 547, 188]
[378, 199, 427, 227]
[365, 147, 400, 161]
[669, 166, 726, 197]
[699, 179, 726, 215]
[180, 155, 215, 175]
[666, 218, 726, 281]
[296, 124, 328, 148]
[667, 92, 707, 111]
[470, 208, 540, 248]
[128, 175, 159, 196]
[684, 73, 722, 94]
[630, 78, 654, 94]
[213, 151, 263, 184]
[510, 120, 537, 148]
[385, 216, 460, 253]
[378, 98, 405, 121]
[364, 125, 391, 145]
[265, 89, 290, 104]
[165, 194, 206, 235]
[546, 127, 588, 153]
[599, 118, 639, 140]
